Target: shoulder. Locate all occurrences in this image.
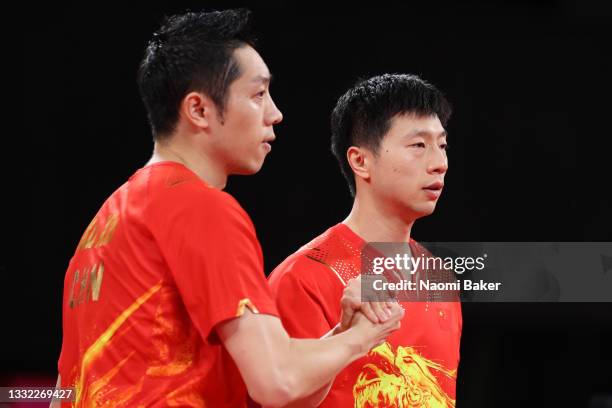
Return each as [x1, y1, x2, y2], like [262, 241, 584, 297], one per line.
[141, 164, 248, 220]
[269, 225, 350, 293]
[131, 164, 254, 239]
[269, 251, 330, 289]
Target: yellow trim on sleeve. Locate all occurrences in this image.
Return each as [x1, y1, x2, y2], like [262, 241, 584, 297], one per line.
[235, 298, 260, 317]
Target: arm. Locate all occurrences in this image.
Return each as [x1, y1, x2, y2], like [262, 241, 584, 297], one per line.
[149, 191, 399, 406]
[270, 324, 338, 408]
[282, 384, 332, 408]
[217, 305, 403, 408]
[49, 375, 60, 408]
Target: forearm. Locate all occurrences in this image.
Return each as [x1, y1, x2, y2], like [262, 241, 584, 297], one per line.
[272, 382, 332, 408]
[220, 310, 400, 407]
[277, 329, 364, 401]
[220, 312, 363, 407]
[265, 323, 341, 408]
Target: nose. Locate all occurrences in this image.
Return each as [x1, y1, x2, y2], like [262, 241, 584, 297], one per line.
[266, 96, 283, 126]
[427, 145, 448, 175]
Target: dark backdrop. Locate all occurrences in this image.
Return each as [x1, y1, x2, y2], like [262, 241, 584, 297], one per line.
[13, 1, 612, 407]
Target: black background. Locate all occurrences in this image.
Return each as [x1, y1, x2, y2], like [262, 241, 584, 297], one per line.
[13, 1, 612, 406]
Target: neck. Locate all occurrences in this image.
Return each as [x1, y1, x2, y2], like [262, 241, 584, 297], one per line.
[147, 135, 228, 190]
[343, 190, 415, 243]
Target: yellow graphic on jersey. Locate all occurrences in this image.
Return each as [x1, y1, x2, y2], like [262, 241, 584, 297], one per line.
[147, 286, 196, 378]
[353, 342, 456, 408]
[73, 281, 162, 406]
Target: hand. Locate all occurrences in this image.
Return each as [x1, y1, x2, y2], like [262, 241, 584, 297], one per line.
[349, 305, 404, 354]
[339, 276, 397, 333]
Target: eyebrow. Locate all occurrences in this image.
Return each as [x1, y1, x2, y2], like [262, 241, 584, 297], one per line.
[251, 74, 272, 85]
[408, 129, 448, 138]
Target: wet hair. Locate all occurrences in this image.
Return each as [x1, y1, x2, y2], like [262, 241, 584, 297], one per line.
[137, 9, 256, 138]
[330, 74, 452, 196]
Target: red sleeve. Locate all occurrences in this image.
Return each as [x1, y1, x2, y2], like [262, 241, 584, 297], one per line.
[147, 182, 278, 343]
[269, 256, 344, 339]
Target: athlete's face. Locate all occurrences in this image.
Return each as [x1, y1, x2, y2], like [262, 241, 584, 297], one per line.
[210, 46, 283, 175]
[368, 114, 448, 220]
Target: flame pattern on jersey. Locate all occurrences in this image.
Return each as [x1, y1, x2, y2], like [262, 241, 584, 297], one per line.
[354, 342, 456, 407]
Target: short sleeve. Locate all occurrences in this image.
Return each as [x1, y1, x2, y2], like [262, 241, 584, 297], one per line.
[147, 182, 278, 343]
[269, 256, 344, 339]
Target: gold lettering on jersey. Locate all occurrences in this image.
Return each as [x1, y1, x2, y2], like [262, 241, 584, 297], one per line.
[89, 262, 104, 301]
[68, 269, 80, 309]
[69, 262, 105, 308]
[97, 213, 119, 246]
[77, 217, 98, 250]
[78, 266, 88, 303]
[76, 213, 120, 250]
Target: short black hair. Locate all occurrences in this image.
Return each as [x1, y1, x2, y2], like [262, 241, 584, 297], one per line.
[330, 74, 452, 196]
[137, 9, 256, 138]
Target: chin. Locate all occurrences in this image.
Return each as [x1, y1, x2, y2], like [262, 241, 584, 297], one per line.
[425, 202, 439, 214]
[235, 160, 265, 175]
[412, 203, 437, 218]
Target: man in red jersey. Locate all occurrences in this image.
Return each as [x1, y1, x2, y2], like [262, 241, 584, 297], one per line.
[269, 74, 462, 407]
[54, 11, 403, 408]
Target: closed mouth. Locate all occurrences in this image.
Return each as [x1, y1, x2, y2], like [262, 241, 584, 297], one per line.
[423, 182, 444, 191]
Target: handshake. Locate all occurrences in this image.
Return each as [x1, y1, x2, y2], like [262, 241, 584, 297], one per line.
[331, 276, 404, 354]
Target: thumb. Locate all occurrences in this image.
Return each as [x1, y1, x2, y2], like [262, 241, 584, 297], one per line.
[340, 299, 358, 330]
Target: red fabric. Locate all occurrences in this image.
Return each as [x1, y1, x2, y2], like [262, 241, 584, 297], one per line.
[269, 224, 462, 407]
[58, 162, 277, 407]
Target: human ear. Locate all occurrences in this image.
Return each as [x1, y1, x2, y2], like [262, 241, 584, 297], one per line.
[180, 92, 217, 130]
[347, 146, 371, 181]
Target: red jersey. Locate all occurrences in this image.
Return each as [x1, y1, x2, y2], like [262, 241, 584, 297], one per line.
[58, 162, 278, 407]
[269, 224, 462, 408]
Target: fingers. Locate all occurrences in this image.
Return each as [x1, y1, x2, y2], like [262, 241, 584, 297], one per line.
[379, 319, 402, 343]
[350, 307, 404, 352]
[365, 281, 392, 323]
[344, 276, 362, 299]
[372, 320, 402, 348]
[386, 303, 405, 323]
[371, 301, 390, 322]
[350, 301, 397, 327]
[376, 304, 404, 338]
[340, 276, 401, 331]
[388, 302, 404, 317]
[340, 276, 371, 331]
[388, 320, 401, 333]
[340, 301, 357, 330]
[359, 302, 379, 323]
